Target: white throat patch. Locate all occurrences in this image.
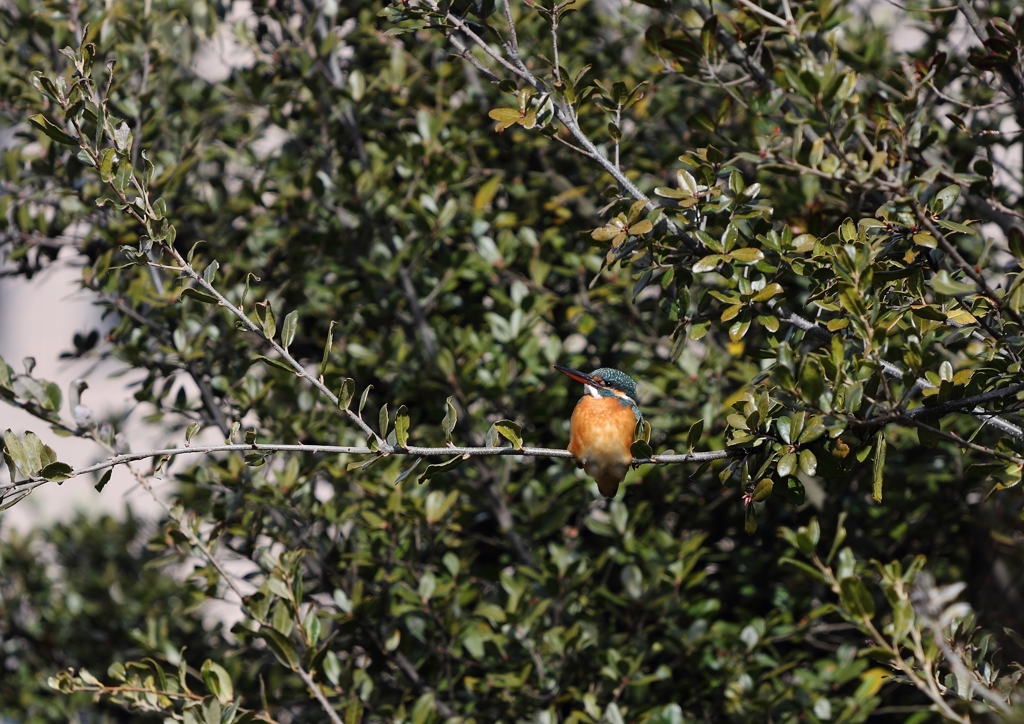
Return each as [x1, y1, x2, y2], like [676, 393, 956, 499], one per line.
[585, 384, 601, 398]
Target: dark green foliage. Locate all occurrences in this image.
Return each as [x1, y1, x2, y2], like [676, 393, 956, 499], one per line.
[3, 0, 1024, 721]
[0, 514, 219, 723]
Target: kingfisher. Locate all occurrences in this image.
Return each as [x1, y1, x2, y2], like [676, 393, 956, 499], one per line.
[555, 365, 642, 498]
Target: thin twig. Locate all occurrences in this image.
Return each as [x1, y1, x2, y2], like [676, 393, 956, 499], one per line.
[550, 8, 561, 87]
[445, 11, 687, 241]
[736, 0, 789, 28]
[3, 443, 743, 496]
[898, 416, 1024, 465]
[502, 0, 521, 63]
[293, 668, 344, 724]
[446, 13, 532, 83]
[902, 382, 1024, 420]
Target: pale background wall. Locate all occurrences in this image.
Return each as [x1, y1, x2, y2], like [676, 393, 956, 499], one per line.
[0, 257, 162, 531]
[0, 3, 257, 533]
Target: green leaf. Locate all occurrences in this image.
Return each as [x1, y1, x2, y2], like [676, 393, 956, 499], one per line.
[799, 416, 827, 444]
[185, 422, 200, 446]
[337, 378, 355, 409]
[441, 396, 457, 443]
[752, 283, 783, 302]
[203, 260, 219, 285]
[692, 255, 721, 273]
[779, 556, 826, 582]
[259, 626, 299, 669]
[910, 304, 945, 321]
[689, 109, 716, 133]
[203, 696, 221, 724]
[320, 320, 336, 376]
[28, 114, 79, 145]
[112, 121, 132, 153]
[779, 477, 806, 505]
[323, 651, 343, 686]
[281, 310, 298, 351]
[345, 698, 364, 724]
[358, 385, 373, 415]
[687, 419, 704, 450]
[474, 175, 502, 211]
[4, 429, 31, 477]
[728, 247, 764, 264]
[777, 451, 797, 477]
[261, 302, 277, 340]
[0, 357, 10, 392]
[826, 512, 847, 565]
[912, 232, 937, 248]
[777, 416, 792, 444]
[489, 106, 524, 131]
[744, 503, 757, 534]
[200, 659, 234, 704]
[253, 355, 294, 372]
[630, 439, 653, 459]
[303, 611, 321, 648]
[411, 692, 435, 724]
[798, 449, 817, 476]
[752, 478, 773, 502]
[421, 455, 465, 482]
[634, 417, 652, 443]
[113, 158, 133, 193]
[94, 469, 112, 492]
[1009, 229, 1024, 261]
[181, 287, 220, 304]
[729, 319, 750, 341]
[873, 431, 885, 503]
[936, 219, 978, 236]
[929, 270, 976, 296]
[99, 148, 118, 182]
[394, 405, 410, 448]
[425, 488, 459, 523]
[393, 458, 423, 486]
[40, 461, 73, 482]
[378, 403, 390, 439]
[931, 184, 960, 214]
[14, 431, 49, 476]
[840, 576, 876, 619]
[493, 420, 523, 450]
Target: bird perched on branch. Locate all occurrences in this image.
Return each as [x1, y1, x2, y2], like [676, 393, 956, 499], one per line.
[554, 365, 642, 498]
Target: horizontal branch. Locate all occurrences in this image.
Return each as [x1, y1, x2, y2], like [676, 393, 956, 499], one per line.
[903, 382, 1024, 420]
[878, 359, 1024, 439]
[1, 442, 744, 496]
[899, 415, 1024, 465]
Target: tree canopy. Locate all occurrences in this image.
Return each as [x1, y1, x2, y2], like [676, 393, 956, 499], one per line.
[3, 0, 1024, 721]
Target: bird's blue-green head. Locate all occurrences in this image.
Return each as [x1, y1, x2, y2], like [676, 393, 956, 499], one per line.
[554, 365, 639, 405]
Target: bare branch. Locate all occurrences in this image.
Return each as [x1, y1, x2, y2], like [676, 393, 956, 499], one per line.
[898, 416, 1024, 465]
[2, 442, 744, 499]
[903, 382, 1024, 420]
[736, 0, 789, 28]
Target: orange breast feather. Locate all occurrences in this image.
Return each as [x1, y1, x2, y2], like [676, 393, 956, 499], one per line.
[567, 395, 637, 497]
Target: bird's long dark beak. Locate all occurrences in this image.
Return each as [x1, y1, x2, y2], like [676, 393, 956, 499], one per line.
[554, 365, 599, 386]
